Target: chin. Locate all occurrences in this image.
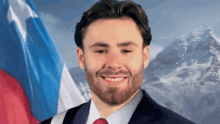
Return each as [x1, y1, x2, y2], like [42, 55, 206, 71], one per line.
[93, 83, 139, 106]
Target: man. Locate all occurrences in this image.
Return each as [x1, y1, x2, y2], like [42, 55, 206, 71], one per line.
[41, 0, 195, 123]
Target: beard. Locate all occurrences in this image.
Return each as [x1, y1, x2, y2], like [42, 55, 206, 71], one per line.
[84, 61, 144, 106]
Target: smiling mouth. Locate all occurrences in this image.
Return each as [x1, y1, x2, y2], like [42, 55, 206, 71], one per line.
[100, 76, 127, 79]
[100, 76, 127, 82]
[99, 75, 128, 87]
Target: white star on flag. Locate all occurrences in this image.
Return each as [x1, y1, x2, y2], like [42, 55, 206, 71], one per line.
[7, 0, 38, 42]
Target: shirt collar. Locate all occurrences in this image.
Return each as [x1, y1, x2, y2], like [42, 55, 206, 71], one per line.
[86, 97, 102, 124]
[86, 89, 143, 124]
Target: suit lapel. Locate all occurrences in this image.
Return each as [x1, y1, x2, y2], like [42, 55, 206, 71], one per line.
[66, 89, 163, 124]
[128, 90, 163, 124]
[72, 100, 91, 124]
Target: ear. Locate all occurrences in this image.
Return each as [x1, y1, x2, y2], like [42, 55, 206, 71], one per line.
[76, 47, 85, 70]
[143, 45, 150, 68]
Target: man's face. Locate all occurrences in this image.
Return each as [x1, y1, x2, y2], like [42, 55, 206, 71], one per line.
[77, 17, 149, 106]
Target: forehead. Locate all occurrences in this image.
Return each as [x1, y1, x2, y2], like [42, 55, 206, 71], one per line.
[83, 17, 143, 48]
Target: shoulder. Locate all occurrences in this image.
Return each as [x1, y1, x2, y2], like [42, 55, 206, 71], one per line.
[140, 90, 195, 124]
[39, 103, 86, 124]
[155, 104, 195, 124]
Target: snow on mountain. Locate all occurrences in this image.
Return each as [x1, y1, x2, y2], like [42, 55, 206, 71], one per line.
[69, 24, 220, 124]
[69, 67, 91, 101]
[69, 66, 84, 74]
[142, 24, 220, 124]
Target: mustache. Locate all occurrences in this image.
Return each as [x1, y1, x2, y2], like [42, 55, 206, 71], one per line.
[99, 70, 129, 75]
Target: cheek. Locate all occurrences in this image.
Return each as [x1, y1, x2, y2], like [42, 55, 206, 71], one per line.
[85, 53, 104, 70]
[128, 54, 143, 68]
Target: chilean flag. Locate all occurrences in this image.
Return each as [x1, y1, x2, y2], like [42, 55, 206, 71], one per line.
[0, 0, 86, 123]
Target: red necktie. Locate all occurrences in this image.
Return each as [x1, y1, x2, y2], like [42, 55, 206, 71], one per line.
[93, 118, 108, 124]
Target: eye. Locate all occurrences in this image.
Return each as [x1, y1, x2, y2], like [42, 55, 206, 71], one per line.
[122, 50, 132, 53]
[95, 50, 132, 54]
[95, 50, 106, 54]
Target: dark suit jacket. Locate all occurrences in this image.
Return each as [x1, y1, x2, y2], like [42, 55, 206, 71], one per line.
[40, 89, 196, 124]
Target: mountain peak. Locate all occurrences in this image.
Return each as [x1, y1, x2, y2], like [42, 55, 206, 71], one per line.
[204, 23, 214, 31]
[146, 25, 220, 76]
[191, 26, 203, 36]
[183, 24, 220, 44]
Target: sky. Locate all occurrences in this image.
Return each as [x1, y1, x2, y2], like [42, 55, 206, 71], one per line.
[32, 0, 220, 69]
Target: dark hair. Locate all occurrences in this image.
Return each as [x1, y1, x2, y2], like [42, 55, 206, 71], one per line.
[74, 0, 152, 52]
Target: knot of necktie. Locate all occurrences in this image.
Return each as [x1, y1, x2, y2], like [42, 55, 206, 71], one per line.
[93, 118, 108, 124]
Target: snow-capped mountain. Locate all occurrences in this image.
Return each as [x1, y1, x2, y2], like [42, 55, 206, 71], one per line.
[69, 24, 220, 124]
[69, 70, 91, 101]
[142, 24, 220, 124]
[69, 66, 84, 75]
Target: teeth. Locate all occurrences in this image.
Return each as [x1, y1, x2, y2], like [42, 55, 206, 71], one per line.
[105, 77, 124, 82]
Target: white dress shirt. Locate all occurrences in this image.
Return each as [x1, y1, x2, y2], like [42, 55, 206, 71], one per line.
[86, 89, 143, 124]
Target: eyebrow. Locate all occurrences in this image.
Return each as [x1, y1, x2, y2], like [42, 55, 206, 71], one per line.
[89, 41, 138, 48]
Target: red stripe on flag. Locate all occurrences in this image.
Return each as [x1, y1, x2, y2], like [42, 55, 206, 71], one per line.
[0, 69, 39, 124]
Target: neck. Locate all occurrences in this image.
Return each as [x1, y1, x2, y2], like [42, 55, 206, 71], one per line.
[91, 89, 140, 118]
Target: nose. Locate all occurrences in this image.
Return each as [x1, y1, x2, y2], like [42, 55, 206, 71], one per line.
[107, 66, 121, 71]
[104, 50, 122, 71]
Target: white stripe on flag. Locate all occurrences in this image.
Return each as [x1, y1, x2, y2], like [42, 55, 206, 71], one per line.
[57, 63, 86, 114]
